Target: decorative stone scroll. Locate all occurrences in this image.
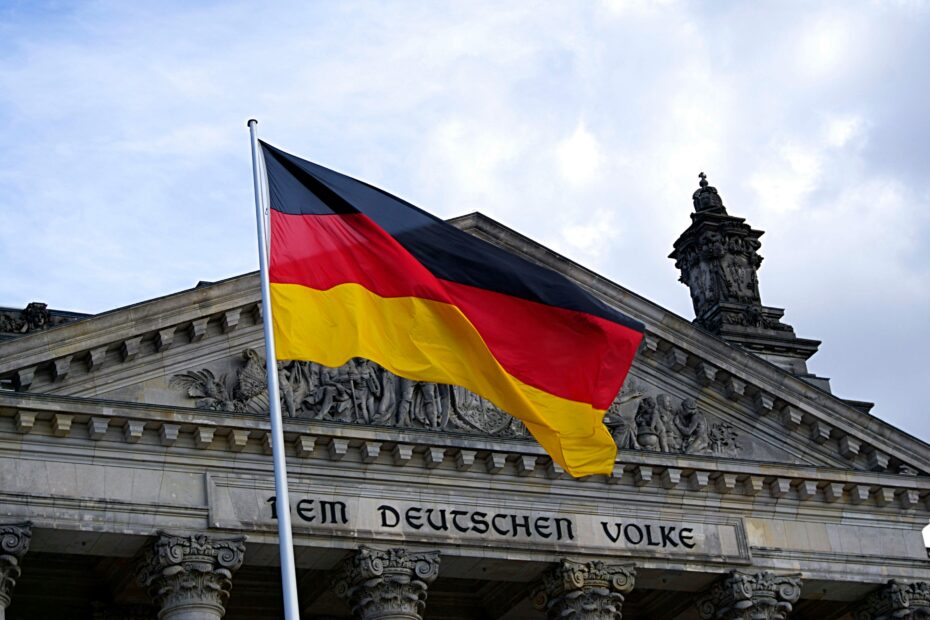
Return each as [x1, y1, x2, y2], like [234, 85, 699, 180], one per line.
[333, 546, 441, 620]
[0, 522, 32, 618]
[136, 531, 246, 620]
[531, 559, 636, 620]
[696, 570, 802, 620]
[854, 580, 930, 620]
[173, 352, 741, 456]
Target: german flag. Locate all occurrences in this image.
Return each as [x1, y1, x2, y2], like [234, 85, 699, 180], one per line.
[261, 142, 644, 477]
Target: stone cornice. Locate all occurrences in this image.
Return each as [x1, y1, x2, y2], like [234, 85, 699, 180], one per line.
[0, 272, 259, 378]
[2, 391, 928, 516]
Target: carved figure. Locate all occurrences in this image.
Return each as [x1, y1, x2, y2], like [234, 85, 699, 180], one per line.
[675, 399, 710, 454]
[311, 365, 354, 421]
[656, 394, 681, 452]
[398, 378, 441, 428]
[22, 303, 50, 331]
[354, 359, 382, 424]
[634, 397, 668, 452]
[276, 361, 299, 418]
[375, 369, 398, 424]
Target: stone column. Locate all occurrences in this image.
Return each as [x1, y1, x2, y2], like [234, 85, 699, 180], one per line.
[853, 580, 930, 619]
[333, 546, 441, 620]
[696, 570, 802, 620]
[530, 559, 636, 620]
[0, 522, 32, 620]
[137, 531, 246, 620]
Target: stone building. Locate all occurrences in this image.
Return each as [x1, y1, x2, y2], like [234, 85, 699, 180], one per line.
[0, 176, 927, 619]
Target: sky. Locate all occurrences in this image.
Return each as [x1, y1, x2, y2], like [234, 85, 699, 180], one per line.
[0, 0, 929, 446]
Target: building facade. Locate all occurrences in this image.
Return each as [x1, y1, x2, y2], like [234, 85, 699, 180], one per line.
[0, 178, 927, 619]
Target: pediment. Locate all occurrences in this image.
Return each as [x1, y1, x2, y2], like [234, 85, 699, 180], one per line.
[1, 214, 927, 478]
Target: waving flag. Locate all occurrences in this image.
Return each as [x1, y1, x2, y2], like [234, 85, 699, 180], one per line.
[261, 141, 644, 476]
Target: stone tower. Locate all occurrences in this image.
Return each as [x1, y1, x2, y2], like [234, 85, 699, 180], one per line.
[670, 173, 828, 389]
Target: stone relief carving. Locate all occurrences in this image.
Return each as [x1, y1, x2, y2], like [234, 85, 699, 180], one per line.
[605, 380, 741, 457]
[172, 350, 741, 456]
[0, 302, 73, 336]
[172, 350, 529, 437]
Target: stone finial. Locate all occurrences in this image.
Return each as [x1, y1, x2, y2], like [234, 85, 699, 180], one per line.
[853, 580, 930, 620]
[671, 175, 822, 375]
[531, 559, 636, 620]
[696, 570, 802, 620]
[137, 531, 246, 620]
[334, 546, 440, 620]
[0, 522, 32, 612]
[692, 172, 727, 214]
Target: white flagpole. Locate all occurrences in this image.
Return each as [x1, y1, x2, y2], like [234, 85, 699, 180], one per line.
[247, 119, 301, 619]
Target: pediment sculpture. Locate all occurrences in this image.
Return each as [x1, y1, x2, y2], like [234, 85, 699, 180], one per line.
[172, 349, 740, 456]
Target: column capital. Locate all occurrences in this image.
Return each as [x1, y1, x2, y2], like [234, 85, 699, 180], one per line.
[334, 546, 440, 620]
[137, 530, 246, 620]
[853, 580, 930, 620]
[531, 559, 636, 620]
[697, 570, 802, 620]
[0, 522, 32, 612]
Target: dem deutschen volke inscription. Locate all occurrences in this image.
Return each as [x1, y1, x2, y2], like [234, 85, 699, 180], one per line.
[207, 475, 750, 563]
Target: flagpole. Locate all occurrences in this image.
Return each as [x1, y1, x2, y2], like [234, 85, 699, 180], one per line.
[247, 119, 301, 619]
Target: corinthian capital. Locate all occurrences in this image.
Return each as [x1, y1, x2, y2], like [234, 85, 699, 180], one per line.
[697, 571, 802, 620]
[137, 531, 246, 620]
[531, 559, 636, 620]
[334, 546, 440, 620]
[854, 580, 930, 620]
[0, 522, 32, 611]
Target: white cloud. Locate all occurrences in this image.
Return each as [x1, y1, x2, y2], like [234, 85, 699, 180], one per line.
[559, 209, 619, 260]
[796, 17, 853, 78]
[557, 121, 602, 186]
[749, 141, 823, 213]
[823, 114, 865, 148]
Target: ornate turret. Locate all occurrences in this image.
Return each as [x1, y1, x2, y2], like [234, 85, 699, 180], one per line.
[670, 174, 826, 387]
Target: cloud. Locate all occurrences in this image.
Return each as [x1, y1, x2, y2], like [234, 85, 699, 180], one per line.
[557, 121, 602, 186]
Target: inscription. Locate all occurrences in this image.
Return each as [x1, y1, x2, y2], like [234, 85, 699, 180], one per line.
[208, 477, 750, 562]
[600, 521, 695, 549]
[376, 504, 575, 540]
[268, 496, 348, 525]
[265, 494, 709, 550]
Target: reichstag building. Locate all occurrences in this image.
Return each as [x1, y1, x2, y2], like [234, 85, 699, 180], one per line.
[0, 177, 927, 619]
